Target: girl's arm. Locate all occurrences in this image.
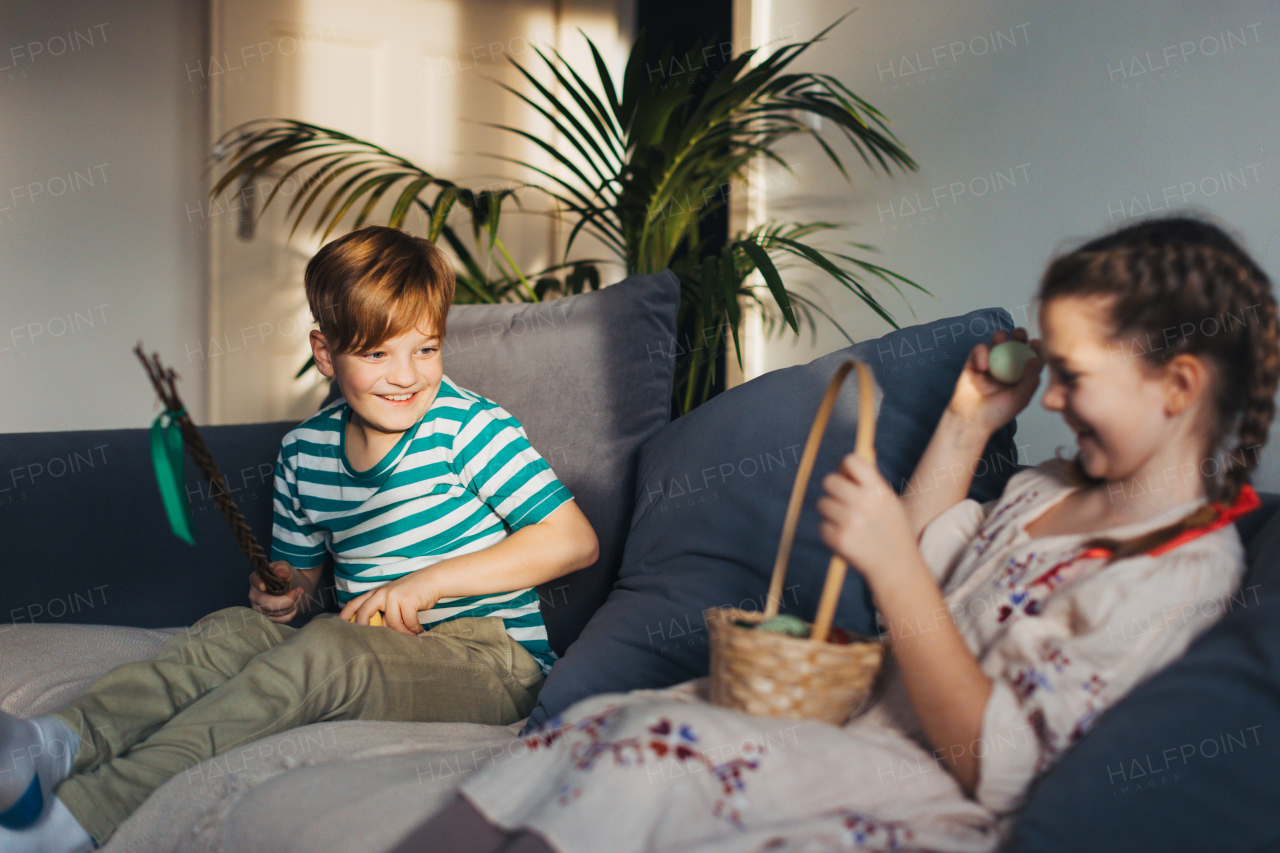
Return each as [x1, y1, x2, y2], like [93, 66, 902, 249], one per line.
[340, 500, 598, 634]
[820, 454, 993, 792]
[902, 329, 1042, 538]
[900, 410, 999, 539]
[869, 550, 992, 792]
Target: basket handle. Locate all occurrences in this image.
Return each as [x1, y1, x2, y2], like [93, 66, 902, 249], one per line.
[761, 360, 877, 644]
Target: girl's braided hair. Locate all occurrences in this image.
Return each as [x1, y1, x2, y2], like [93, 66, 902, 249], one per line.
[1038, 216, 1279, 561]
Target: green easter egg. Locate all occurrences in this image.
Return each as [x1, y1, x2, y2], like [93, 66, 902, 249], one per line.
[988, 340, 1035, 384]
[755, 614, 811, 637]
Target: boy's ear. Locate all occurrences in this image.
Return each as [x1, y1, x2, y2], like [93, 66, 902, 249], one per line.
[310, 330, 337, 378]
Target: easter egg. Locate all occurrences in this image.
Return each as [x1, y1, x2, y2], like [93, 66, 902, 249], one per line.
[755, 614, 811, 637]
[987, 340, 1035, 385]
[348, 611, 384, 626]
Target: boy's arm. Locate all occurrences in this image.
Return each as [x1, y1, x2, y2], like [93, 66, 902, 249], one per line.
[263, 443, 332, 623]
[340, 499, 598, 634]
[249, 563, 325, 624]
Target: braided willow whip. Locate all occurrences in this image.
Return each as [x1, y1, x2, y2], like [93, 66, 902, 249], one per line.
[134, 343, 290, 596]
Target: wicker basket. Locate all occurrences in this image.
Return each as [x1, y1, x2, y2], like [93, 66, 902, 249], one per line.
[706, 359, 885, 726]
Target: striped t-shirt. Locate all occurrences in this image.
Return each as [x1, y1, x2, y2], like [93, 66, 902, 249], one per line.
[270, 375, 574, 673]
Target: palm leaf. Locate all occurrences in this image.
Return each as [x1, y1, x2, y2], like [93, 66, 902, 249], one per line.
[488, 70, 616, 188]
[549, 44, 624, 151]
[737, 238, 797, 334]
[586, 35, 626, 129]
[388, 176, 438, 229]
[427, 187, 457, 242]
[720, 242, 742, 372]
[211, 15, 927, 410]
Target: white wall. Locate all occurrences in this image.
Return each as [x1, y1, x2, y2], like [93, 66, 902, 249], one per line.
[745, 0, 1280, 491]
[0, 0, 637, 434]
[0, 0, 211, 432]
[8, 0, 1280, 496]
[205, 0, 634, 426]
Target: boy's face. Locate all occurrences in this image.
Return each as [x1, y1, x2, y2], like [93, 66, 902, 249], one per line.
[310, 324, 443, 448]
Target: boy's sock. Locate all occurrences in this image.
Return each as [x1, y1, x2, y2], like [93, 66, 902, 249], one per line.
[1, 712, 79, 828]
[0, 795, 96, 852]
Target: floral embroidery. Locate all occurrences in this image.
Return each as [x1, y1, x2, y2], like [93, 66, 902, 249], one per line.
[1043, 646, 1071, 672]
[993, 546, 1109, 624]
[970, 490, 1038, 561]
[1009, 642, 1075, 701]
[1009, 665, 1052, 700]
[1026, 708, 1053, 763]
[1026, 669, 1110, 771]
[1063, 673, 1110, 746]
[997, 552, 1036, 587]
[525, 707, 762, 829]
[521, 705, 620, 752]
[838, 810, 915, 850]
[1068, 708, 1103, 745]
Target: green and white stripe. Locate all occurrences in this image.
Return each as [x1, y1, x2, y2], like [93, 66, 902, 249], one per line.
[271, 375, 571, 672]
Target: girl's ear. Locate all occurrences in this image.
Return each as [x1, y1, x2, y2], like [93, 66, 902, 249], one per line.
[1163, 353, 1208, 417]
[310, 330, 337, 378]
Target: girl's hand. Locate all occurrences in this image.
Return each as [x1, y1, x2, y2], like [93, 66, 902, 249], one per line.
[817, 454, 918, 585]
[339, 568, 444, 636]
[248, 561, 304, 624]
[949, 328, 1043, 434]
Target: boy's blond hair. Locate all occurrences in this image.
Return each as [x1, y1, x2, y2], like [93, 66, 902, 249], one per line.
[304, 225, 456, 354]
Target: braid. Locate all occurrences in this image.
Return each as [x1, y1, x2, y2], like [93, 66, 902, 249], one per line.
[1085, 505, 1219, 564]
[1040, 216, 1280, 561]
[1219, 268, 1279, 503]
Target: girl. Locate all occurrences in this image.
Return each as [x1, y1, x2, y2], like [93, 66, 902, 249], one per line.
[388, 216, 1276, 852]
[389, 217, 1277, 851]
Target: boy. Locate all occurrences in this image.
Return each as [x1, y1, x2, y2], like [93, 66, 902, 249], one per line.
[0, 226, 598, 852]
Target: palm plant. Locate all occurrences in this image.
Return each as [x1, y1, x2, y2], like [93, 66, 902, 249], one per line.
[211, 14, 923, 413]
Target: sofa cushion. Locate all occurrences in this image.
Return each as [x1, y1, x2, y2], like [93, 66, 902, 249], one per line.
[0, 270, 680, 656]
[0, 624, 181, 717]
[0, 421, 299, 631]
[104, 719, 521, 853]
[429, 270, 679, 653]
[523, 307, 1020, 732]
[1004, 496, 1280, 852]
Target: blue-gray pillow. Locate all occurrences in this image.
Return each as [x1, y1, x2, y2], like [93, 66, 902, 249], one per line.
[1004, 496, 1280, 852]
[437, 271, 679, 654]
[524, 307, 1020, 732]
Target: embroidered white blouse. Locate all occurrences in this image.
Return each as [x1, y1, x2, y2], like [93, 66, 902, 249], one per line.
[914, 463, 1246, 812]
[457, 463, 1248, 852]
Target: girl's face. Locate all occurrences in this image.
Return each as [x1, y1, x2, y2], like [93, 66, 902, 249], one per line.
[1038, 295, 1181, 483]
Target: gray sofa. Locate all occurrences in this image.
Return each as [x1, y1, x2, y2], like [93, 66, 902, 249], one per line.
[3, 272, 1278, 852]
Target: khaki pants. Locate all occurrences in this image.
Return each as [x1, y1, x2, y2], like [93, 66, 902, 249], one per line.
[50, 606, 544, 845]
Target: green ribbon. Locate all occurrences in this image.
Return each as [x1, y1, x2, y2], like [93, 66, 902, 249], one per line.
[149, 407, 196, 546]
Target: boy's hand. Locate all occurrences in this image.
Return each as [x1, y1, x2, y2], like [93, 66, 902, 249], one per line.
[339, 568, 443, 636]
[248, 561, 304, 624]
[817, 454, 919, 587]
